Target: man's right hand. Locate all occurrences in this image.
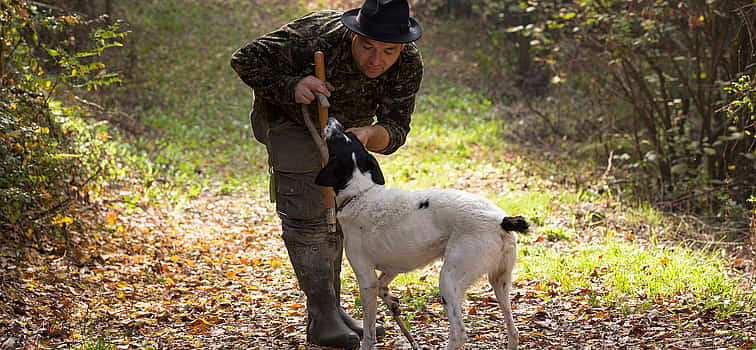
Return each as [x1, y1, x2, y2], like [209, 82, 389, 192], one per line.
[294, 75, 334, 104]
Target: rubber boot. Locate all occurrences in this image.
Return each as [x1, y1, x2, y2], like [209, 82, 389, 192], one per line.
[284, 232, 360, 349]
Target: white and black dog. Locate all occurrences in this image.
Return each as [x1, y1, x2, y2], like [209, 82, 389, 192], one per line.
[315, 118, 528, 350]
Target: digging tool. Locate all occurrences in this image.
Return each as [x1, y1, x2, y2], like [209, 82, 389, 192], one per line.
[313, 51, 337, 233]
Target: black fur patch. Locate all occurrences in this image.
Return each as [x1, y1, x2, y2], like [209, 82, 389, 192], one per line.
[418, 199, 430, 209]
[500, 216, 529, 233]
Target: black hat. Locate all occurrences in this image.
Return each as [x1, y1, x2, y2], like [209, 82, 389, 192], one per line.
[341, 0, 422, 44]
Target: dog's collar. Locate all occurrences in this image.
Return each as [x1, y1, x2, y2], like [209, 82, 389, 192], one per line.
[336, 185, 376, 213]
[337, 195, 357, 213]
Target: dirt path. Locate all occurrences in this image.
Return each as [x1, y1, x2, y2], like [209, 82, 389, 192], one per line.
[2, 191, 753, 349]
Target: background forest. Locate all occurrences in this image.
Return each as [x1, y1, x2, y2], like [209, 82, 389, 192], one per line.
[1, 0, 755, 349]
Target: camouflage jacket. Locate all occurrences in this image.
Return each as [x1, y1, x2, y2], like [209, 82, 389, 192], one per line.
[230, 10, 423, 155]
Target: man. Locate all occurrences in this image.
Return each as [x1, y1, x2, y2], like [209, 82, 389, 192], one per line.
[230, 0, 422, 348]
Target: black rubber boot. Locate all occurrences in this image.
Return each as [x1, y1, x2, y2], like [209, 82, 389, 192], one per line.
[339, 307, 386, 339]
[284, 232, 360, 349]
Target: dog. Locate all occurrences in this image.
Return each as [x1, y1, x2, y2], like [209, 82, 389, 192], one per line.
[315, 118, 528, 350]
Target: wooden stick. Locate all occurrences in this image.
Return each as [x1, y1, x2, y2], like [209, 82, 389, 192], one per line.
[301, 104, 328, 165]
[314, 51, 337, 232]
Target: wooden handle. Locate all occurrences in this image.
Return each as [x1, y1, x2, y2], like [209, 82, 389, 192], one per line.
[314, 51, 326, 86]
[314, 51, 335, 212]
[314, 51, 328, 133]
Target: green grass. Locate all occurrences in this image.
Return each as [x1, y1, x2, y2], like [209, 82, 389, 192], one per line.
[383, 87, 517, 185]
[75, 337, 115, 350]
[519, 239, 754, 317]
[111, 0, 306, 205]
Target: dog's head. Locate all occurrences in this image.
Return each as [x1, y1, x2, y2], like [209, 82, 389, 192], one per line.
[315, 118, 385, 194]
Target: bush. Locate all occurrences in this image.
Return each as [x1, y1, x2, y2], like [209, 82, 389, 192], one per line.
[0, 0, 126, 241]
[440, 0, 756, 230]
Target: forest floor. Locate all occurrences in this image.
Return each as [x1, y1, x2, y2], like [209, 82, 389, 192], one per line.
[2, 190, 754, 349]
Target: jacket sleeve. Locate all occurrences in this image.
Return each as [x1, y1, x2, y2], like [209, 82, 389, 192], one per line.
[374, 45, 423, 155]
[230, 18, 316, 105]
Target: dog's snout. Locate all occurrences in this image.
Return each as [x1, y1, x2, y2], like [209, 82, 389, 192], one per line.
[324, 117, 344, 140]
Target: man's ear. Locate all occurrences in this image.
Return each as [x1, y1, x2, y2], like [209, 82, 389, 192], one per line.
[315, 161, 339, 187]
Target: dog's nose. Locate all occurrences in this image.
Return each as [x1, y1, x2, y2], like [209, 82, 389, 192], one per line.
[325, 117, 344, 139]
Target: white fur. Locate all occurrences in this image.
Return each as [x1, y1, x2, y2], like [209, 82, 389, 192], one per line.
[337, 166, 520, 350]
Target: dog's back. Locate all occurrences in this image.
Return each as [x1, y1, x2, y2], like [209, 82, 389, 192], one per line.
[338, 186, 527, 275]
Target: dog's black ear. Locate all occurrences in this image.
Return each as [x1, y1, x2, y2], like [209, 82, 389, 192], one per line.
[315, 161, 339, 187]
[366, 155, 385, 185]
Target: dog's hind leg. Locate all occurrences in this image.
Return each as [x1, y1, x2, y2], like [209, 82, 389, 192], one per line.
[489, 251, 519, 350]
[378, 272, 419, 349]
[439, 266, 470, 350]
[377, 272, 399, 312]
[440, 241, 497, 350]
[439, 254, 487, 350]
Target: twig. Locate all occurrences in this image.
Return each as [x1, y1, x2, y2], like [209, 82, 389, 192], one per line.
[600, 150, 614, 180]
[392, 311, 419, 349]
[676, 239, 750, 246]
[101, 198, 148, 211]
[1, 13, 5, 86]
[523, 98, 563, 137]
[28, 1, 66, 13]
[26, 167, 104, 222]
[656, 186, 723, 208]
[74, 96, 105, 111]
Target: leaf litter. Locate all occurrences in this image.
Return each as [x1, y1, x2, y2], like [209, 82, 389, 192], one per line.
[1, 188, 754, 349]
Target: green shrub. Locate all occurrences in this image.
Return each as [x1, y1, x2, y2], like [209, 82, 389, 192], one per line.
[1, 1, 126, 239]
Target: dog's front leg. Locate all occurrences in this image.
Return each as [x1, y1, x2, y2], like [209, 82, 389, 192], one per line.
[353, 262, 378, 350]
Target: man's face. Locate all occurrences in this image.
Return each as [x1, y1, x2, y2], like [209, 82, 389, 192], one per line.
[350, 34, 404, 79]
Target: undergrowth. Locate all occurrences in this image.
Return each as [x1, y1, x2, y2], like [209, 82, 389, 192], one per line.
[1, 2, 126, 240]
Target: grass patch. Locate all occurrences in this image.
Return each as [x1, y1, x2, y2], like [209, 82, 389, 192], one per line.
[111, 0, 308, 204]
[519, 240, 754, 317]
[381, 87, 505, 187]
[75, 337, 115, 350]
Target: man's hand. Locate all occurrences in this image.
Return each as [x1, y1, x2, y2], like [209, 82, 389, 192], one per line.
[346, 125, 389, 153]
[295, 76, 335, 104]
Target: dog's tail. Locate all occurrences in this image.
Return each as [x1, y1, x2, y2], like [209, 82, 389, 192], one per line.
[501, 216, 529, 233]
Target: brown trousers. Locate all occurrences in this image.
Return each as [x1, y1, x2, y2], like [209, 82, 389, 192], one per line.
[249, 103, 379, 346]
[250, 102, 347, 318]
[250, 104, 332, 238]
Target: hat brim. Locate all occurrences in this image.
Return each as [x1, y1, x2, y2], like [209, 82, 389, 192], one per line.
[341, 8, 422, 44]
